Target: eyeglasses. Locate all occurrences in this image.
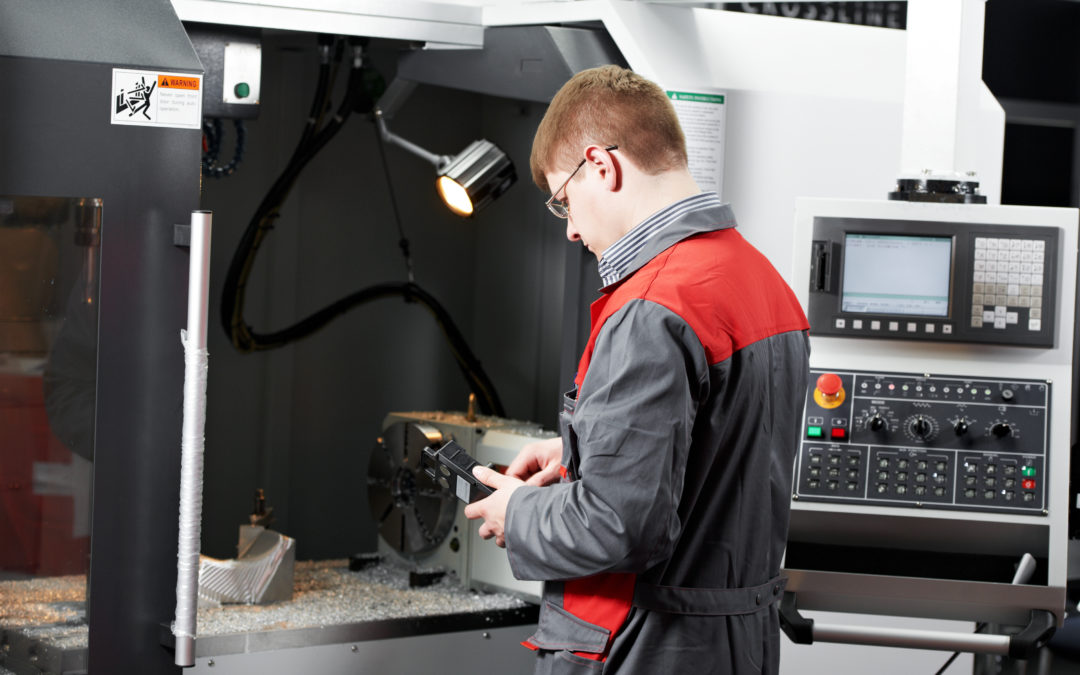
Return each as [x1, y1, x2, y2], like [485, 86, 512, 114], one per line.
[544, 145, 618, 219]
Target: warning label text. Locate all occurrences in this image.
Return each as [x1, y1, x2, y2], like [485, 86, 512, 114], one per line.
[158, 75, 200, 91]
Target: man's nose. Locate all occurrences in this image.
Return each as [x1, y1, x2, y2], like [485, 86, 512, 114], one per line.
[565, 218, 580, 242]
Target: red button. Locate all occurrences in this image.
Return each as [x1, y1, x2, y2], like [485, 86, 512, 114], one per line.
[816, 373, 843, 397]
[1022, 479, 1036, 490]
[830, 428, 847, 440]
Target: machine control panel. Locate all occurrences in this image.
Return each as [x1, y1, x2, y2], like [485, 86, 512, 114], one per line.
[796, 368, 1050, 515]
[807, 217, 1059, 347]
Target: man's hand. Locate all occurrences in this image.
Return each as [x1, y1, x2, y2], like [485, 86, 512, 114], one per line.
[464, 466, 525, 548]
[507, 437, 563, 486]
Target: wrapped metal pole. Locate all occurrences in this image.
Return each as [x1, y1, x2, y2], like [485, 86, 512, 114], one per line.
[173, 211, 212, 667]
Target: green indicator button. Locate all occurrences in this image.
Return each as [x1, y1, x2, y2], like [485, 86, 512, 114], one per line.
[1021, 466, 1036, 477]
[234, 82, 251, 99]
[807, 426, 823, 438]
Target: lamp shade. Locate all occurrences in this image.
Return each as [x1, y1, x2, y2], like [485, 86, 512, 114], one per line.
[435, 139, 516, 217]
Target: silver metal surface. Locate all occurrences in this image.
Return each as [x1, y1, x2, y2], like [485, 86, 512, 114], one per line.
[813, 622, 1010, 655]
[396, 25, 627, 104]
[368, 422, 456, 558]
[784, 569, 1065, 627]
[197, 528, 296, 606]
[170, 0, 484, 48]
[375, 110, 452, 171]
[186, 623, 537, 675]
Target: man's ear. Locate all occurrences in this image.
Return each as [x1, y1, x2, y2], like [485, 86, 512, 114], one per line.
[585, 145, 620, 192]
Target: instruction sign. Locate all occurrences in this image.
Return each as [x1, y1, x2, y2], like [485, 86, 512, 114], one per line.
[666, 89, 726, 199]
[111, 69, 202, 129]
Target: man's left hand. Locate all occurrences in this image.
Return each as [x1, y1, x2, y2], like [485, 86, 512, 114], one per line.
[463, 466, 525, 548]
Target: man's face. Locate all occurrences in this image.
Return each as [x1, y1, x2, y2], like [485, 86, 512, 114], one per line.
[545, 160, 618, 260]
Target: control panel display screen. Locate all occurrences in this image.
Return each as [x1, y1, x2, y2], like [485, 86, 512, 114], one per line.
[807, 216, 1058, 347]
[841, 234, 952, 317]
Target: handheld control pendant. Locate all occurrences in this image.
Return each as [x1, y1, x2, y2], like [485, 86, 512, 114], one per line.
[422, 440, 495, 504]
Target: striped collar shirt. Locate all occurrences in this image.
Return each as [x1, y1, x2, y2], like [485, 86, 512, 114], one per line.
[597, 191, 725, 288]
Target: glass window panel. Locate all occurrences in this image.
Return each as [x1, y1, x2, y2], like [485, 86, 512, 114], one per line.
[0, 195, 100, 580]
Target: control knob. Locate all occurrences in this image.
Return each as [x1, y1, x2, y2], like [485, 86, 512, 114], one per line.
[869, 414, 886, 432]
[991, 422, 1013, 439]
[910, 416, 932, 439]
[953, 419, 969, 436]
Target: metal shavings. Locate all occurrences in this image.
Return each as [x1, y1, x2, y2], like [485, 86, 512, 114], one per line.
[195, 558, 527, 637]
[0, 559, 527, 649]
[399, 411, 554, 439]
[0, 575, 88, 650]
[402, 411, 510, 428]
[0, 575, 86, 628]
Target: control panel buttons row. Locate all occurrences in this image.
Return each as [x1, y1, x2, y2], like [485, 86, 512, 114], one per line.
[974, 237, 1045, 252]
[834, 318, 952, 335]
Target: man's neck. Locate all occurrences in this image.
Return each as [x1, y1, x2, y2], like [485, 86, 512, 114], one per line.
[617, 169, 702, 237]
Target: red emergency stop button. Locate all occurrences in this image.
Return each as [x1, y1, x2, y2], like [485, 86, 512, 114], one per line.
[813, 372, 846, 409]
[1022, 479, 1036, 490]
[817, 373, 842, 397]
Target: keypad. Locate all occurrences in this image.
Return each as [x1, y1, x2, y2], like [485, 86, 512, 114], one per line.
[869, 450, 952, 503]
[803, 448, 865, 496]
[956, 456, 1038, 506]
[972, 237, 1045, 332]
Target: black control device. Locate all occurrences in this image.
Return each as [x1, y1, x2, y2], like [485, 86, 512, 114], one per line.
[806, 216, 1059, 347]
[422, 440, 494, 504]
[797, 368, 1050, 515]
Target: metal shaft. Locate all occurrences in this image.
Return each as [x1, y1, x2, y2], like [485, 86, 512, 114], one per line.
[174, 210, 213, 667]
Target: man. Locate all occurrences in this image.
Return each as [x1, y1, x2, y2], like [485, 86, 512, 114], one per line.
[465, 65, 809, 674]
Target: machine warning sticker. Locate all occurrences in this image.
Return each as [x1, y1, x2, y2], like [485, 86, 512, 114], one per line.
[666, 88, 726, 199]
[111, 69, 202, 129]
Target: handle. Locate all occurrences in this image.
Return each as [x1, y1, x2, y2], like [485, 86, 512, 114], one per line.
[780, 591, 1055, 659]
[173, 211, 213, 667]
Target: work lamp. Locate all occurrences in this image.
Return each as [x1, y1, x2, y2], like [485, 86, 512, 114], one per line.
[376, 110, 516, 217]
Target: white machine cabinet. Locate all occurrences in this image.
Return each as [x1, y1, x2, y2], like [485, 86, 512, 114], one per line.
[783, 198, 1079, 658]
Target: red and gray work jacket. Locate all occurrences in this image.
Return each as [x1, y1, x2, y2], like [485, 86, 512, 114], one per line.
[504, 203, 810, 674]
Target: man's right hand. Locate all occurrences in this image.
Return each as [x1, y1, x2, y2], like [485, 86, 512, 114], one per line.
[506, 437, 563, 486]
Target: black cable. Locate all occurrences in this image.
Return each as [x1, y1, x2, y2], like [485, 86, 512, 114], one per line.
[202, 118, 221, 166]
[220, 40, 349, 348]
[240, 281, 504, 416]
[303, 35, 338, 148]
[217, 36, 505, 416]
[202, 119, 246, 178]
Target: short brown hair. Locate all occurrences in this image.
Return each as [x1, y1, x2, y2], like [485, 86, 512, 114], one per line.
[530, 65, 688, 193]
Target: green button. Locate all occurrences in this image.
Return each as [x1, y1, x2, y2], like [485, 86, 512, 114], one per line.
[1021, 466, 1036, 477]
[807, 426, 823, 438]
[234, 82, 251, 99]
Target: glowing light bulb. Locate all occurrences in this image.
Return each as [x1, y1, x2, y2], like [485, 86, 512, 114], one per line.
[437, 176, 474, 216]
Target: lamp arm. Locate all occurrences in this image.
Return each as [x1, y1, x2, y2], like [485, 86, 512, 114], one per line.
[374, 109, 452, 172]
